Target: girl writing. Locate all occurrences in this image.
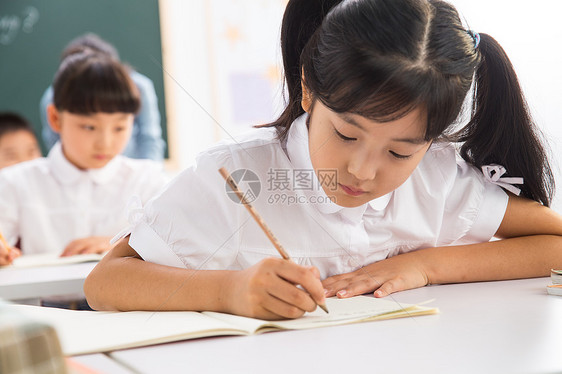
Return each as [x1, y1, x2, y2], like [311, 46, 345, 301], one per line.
[85, 0, 562, 320]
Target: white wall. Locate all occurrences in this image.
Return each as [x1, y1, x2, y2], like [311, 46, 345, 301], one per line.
[161, 0, 562, 210]
[160, 0, 285, 171]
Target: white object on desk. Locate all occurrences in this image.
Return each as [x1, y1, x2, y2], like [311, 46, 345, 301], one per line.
[69, 354, 134, 374]
[0, 262, 96, 302]
[547, 284, 562, 296]
[8, 253, 104, 269]
[109, 278, 562, 374]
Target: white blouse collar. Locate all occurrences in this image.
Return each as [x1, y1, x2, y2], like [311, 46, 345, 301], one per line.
[285, 114, 392, 222]
[48, 142, 122, 186]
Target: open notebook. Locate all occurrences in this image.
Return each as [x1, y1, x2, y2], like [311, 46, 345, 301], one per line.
[8, 296, 438, 356]
[5, 253, 104, 269]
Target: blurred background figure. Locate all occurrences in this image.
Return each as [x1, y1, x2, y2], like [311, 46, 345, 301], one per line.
[0, 112, 41, 169]
[39, 33, 165, 161]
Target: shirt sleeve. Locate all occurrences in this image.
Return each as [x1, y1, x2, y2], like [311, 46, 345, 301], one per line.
[127, 148, 240, 270]
[135, 160, 169, 205]
[438, 159, 509, 245]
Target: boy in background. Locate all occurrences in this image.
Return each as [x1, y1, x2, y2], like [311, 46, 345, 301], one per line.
[0, 113, 41, 169]
[39, 33, 165, 161]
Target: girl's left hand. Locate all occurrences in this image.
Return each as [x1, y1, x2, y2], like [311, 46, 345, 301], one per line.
[322, 252, 430, 298]
[61, 236, 113, 257]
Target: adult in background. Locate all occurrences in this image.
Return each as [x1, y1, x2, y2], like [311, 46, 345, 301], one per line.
[39, 33, 165, 161]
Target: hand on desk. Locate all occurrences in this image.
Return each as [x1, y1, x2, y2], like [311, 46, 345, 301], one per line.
[0, 244, 21, 266]
[322, 251, 429, 299]
[61, 236, 113, 257]
[225, 258, 326, 320]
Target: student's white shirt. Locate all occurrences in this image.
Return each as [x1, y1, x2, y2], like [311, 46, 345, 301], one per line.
[0, 142, 168, 255]
[125, 114, 508, 279]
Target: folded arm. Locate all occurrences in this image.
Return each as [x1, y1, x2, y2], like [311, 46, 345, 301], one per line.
[323, 194, 562, 298]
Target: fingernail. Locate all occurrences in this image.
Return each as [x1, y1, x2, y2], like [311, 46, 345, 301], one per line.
[337, 290, 347, 297]
[375, 290, 383, 297]
[324, 289, 329, 296]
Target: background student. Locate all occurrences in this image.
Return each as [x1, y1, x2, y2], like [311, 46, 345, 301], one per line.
[39, 33, 165, 161]
[85, 0, 562, 319]
[0, 112, 41, 169]
[0, 52, 168, 266]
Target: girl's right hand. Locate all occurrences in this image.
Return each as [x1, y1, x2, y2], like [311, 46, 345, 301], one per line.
[0, 244, 21, 266]
[225, 258, 326, 320]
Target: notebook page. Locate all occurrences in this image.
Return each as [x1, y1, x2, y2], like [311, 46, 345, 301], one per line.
[8, 253, 104, 269]
[204, 296, 437, 332]
[9, 305, 250, 356]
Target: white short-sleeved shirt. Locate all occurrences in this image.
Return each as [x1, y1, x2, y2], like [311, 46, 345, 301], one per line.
[126, 115, 508, 279]
[0, 142, 168, 255]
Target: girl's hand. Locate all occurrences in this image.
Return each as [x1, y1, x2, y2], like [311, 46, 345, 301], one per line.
[225, 257, 326, 320]
[322, 252, 429, 298]
[0, 244, 21, 266]
[61, 236, 113, 257]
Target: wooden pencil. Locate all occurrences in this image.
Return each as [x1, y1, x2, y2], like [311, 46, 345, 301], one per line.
[0, 231, 12, 255]
[219, 167, 328, 314]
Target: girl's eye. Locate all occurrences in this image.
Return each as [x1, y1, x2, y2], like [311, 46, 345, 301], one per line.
[114, 127, 125, 132]
[390, 151, 413, 160]
[334, 128, 356, 142]
[81, 125, 95, 131]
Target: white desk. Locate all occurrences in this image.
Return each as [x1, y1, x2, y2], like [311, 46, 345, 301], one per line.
[0, 262, 96, 302]
[109, 277, 562, 374]
[70, 354, 134, 374]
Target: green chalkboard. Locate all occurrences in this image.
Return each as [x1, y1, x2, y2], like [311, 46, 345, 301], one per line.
[0, 0, 168, 157]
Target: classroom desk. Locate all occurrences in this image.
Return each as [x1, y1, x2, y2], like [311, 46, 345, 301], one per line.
[108, 277, 562, 374]
[0, 262, 96, 302]
[70, 354, 135, 374]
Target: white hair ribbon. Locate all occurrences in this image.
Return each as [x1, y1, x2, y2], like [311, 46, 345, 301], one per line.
[110, 195, 144, 245]
[481, 164, 524, 196]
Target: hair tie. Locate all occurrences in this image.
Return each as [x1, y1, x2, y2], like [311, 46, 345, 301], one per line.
[467, 30, 480, 49]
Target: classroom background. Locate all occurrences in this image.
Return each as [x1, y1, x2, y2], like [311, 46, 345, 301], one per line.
[1, 0, 561, 209]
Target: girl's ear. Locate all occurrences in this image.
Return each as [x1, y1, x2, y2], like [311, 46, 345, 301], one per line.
[301, 72, 312, 113]
[47, 104, 62, 134]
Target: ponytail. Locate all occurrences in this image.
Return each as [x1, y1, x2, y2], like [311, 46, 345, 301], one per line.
[457, 33, 554, 206]
[261, 0, 342, 138]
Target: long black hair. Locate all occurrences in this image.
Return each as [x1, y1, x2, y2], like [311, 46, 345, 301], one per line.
[265, 0, 554, 206]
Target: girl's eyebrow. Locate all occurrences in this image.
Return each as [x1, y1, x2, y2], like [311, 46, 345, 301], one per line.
[338, 113, 365, 130]
[392, 137, 427, 145]
[338, 113, 426, 144]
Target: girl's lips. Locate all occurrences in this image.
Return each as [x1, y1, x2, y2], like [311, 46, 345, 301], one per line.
[339, 183, 366, 197]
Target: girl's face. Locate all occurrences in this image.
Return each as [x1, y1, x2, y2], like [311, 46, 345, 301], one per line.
[47, 105, 133, 170]
[306, 99, 431, 208]
[0, 130, 41, 168]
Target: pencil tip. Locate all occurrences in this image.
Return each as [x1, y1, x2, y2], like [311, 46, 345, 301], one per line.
[319, 303, 329, 314]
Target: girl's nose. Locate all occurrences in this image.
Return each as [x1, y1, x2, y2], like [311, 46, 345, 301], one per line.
[347, 149, 377, 181]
